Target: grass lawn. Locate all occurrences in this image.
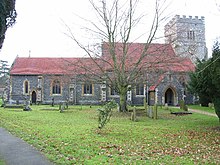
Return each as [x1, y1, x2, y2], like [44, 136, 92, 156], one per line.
[0, 157, 5, 165]
[0, 161, 5, 165]
[0, 104, 219, 164]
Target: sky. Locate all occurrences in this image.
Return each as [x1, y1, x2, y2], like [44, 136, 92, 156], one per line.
[1, 0, 220, 65]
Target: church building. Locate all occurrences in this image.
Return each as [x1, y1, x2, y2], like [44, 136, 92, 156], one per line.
[8, 15, 206, 106]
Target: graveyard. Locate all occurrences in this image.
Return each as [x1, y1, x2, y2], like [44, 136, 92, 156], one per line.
[0, 103, 219, 164]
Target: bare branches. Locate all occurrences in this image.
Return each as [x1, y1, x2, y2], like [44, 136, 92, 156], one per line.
[62, 0, 178, 111]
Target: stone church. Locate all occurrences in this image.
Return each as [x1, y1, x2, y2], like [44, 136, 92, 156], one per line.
[8, 15, 207, 106]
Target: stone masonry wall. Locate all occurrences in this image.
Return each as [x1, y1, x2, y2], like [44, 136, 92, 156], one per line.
[165, 15, 207, 62]
[9, 73, 194, 105]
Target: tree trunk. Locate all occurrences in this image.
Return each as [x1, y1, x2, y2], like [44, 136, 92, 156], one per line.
[213, 98, 220, 122]
[119, 87, 128, 112]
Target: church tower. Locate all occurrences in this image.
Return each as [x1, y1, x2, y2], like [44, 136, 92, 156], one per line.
[165, 15, 207, 62]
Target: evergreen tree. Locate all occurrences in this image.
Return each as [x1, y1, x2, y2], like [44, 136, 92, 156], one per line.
[0, 0, 17, 49]
[188, 42, 220, 121]
[188, 60, 212, 106]
[210, 42, 220, 120]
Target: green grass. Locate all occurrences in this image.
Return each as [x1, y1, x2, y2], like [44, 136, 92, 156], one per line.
[0, 161, 5, 165]
[0, 104, 219, 164]
[0, 157, 5, 165]
[188, 105, 216, 114]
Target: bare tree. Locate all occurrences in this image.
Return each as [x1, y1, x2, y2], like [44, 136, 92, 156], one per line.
[64, 0, 178, 112]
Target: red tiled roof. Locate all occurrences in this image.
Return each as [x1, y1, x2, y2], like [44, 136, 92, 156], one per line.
[101, 42, 195, 72]
[10, 57, 80, 75]
[102, 42, 176, 57]
[10, 57, 103, 75]
[149, 75, 165, 91]
[10, 42, 195, 75]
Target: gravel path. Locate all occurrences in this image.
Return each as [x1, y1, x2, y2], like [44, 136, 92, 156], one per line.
[188, 108, 218, 117]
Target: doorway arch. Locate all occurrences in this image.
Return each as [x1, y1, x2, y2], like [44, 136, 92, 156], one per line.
[31, 91, 37, 104]
[165, 88, 176, 106]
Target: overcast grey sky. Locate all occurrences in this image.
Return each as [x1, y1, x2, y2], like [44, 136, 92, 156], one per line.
[1, 0, 220, 65]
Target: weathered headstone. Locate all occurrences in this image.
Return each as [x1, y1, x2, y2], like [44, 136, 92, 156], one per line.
[164, 103, 169, 110]
[51, 97, 54, 107]
[153, 104, 158, 120]
[144, 97, 147, 111]
[117, 103, 120, 112]
[208, 103, 214, 109]
[60, 102, 65, 113]
[23, 97, 31, 111]
[147, 106, 153, 118]
[131, 106, 137, 121]
[1, 95, 5, 107]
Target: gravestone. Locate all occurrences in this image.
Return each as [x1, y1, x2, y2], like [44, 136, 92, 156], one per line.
[1, 95, 5, 107]
[51, 97, 54, 107]
[164, 103, 169, 110]
[23, 97, 31, 111]
[60, 103, 65, 113]
[147, 106, 153, 118]
[131, 107, 137, 121]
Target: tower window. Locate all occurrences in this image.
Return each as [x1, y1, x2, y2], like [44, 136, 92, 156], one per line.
[187, 30, 195, 40]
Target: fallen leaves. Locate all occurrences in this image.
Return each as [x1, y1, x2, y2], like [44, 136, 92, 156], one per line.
[148, 129, 220, 164]
[1, 106, 220, 164]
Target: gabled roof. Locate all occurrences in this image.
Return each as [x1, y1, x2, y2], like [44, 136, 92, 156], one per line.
[101, 42, 195, 72]
[149, 75, 165, 91]
[10, 57, 103, 75]
[10, 57, 78, 75]
[102, 42, 176, 57]
[10, 42, 195, 75]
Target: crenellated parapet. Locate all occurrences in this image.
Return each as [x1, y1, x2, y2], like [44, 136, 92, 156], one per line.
[165, 15, 205, 29]
[165, 15, 207, 62]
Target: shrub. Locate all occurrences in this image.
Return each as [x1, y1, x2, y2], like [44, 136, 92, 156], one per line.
[180, 100, 188, 111]
[97, 100, 117, 129]
[180, 100, 184, 110]
[213, 98, 220, 122]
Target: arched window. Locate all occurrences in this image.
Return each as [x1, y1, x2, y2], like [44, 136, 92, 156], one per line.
[24, 80, 29, 94]
[52, 80, 61, 94]
[38, 76, 43, 88]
